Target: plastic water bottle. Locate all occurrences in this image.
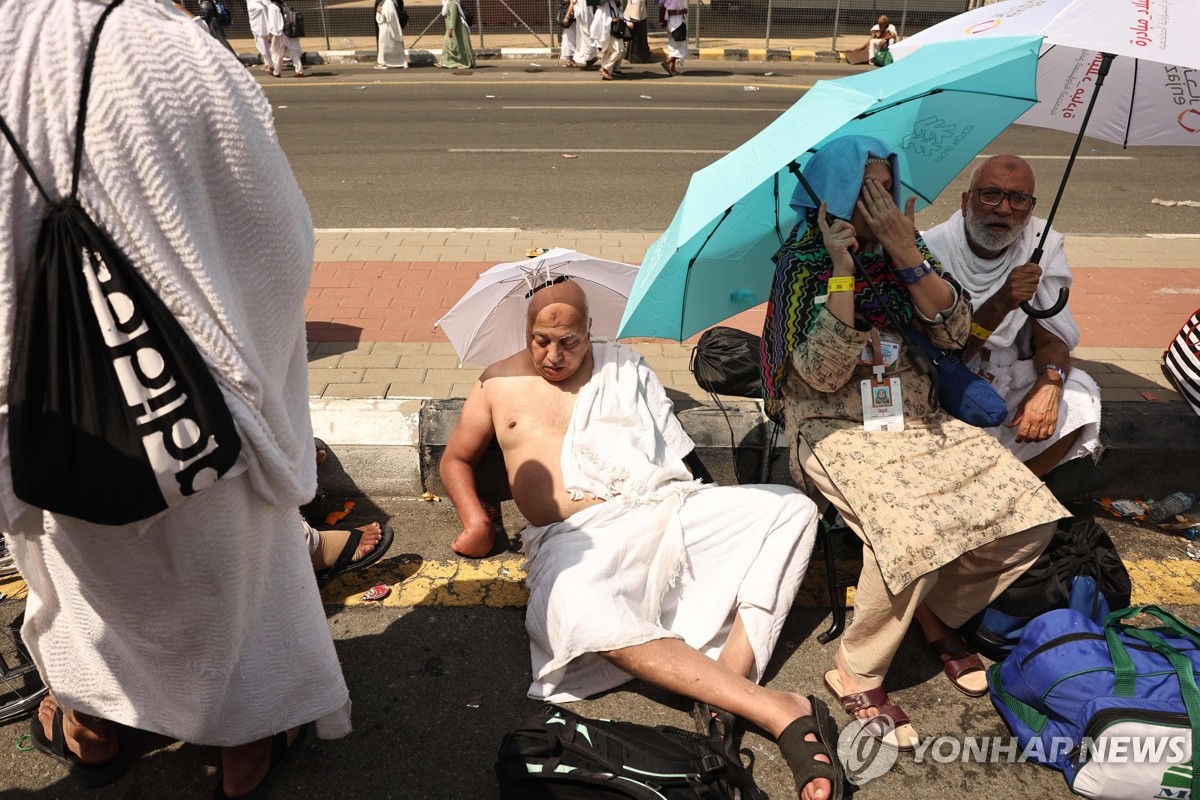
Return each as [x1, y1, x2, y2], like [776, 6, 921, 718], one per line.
[1146, 491, 1197, 523]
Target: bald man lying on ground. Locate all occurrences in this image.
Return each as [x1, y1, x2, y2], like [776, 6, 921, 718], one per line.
[440, 277, 843, 799]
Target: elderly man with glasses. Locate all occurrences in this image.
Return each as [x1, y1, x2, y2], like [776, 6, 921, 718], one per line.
[924, 155, 1101, 483]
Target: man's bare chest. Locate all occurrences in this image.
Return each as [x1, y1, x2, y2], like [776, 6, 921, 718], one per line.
[493, 381, 578, 444]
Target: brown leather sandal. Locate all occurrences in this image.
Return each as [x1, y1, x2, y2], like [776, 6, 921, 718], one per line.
[823, 669, 918, 751]
[927, 634, 989, 697]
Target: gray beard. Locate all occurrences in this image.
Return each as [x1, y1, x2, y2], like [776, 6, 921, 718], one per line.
[964, 209, 1025, 254]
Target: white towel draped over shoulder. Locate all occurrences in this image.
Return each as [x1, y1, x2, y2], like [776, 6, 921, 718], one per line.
[560, 340, 699, 505]
[923, 210, 1078, 353]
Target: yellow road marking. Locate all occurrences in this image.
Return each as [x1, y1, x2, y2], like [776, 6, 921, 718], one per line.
[321, 557, 1200, 609]
[4, 557, 1193, 610]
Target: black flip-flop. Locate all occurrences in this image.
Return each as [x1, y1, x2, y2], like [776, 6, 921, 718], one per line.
[314, 522, 395, 587]
[777, 696, 846, 800]
[214, 723, 310, 800]
[29, 707, 130, 788]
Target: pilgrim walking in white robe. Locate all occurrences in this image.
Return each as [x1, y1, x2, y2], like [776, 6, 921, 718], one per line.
[0, 0, 349, 746]
[660, 0, 687, 61]
[376, 0, 408, 68]
[572, 0, 598, 66]
[924, 211, 1102, 467]
[246, 0, 276, 72]
[521, 342, 819, 702]
[267, 0, 304, 76]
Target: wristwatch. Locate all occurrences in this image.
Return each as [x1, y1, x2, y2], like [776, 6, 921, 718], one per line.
[1044, 364, 1067, 382]
[896, 260, 934, 285]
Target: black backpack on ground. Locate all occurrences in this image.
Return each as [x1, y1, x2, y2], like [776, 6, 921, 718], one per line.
[960, 516, 1132, 660]
[496, 704, 765, 799]
[690, 327, 763, 399]
[0, 0, 242, 525]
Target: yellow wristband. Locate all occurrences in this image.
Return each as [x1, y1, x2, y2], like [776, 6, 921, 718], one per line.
[827, 276, 855, 293]
[970, 322, 993, 341]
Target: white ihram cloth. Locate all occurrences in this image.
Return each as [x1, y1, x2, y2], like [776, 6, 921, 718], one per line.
[661, 0, 687, 60]
[0, 0, 349, 745]
[924, 211, 1101, 465]
[376, 0, 408, 67]
[523, 342, 818, 702]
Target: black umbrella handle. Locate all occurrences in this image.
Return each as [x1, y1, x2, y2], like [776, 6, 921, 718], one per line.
[1018, 243, 1070, 318]
[1021, 52, 1114, 319]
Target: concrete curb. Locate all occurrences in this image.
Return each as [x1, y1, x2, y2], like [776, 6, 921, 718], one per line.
[237, 45, 834, 67]
[311, 397, 1200, 501]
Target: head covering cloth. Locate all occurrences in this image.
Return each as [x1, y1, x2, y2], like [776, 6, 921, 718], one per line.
[760, 135, 951, 420]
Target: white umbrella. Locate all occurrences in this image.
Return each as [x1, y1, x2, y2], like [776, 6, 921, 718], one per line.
[893, 0, 1200, 146]
[436, 248, 639, 367]
[892, 0, 1200, 315]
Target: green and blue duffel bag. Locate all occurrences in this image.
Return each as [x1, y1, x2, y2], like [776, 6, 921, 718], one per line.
[989, 605, 1200, 800]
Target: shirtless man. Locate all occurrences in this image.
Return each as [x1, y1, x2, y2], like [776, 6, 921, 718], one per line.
[441, 279, 842, 800]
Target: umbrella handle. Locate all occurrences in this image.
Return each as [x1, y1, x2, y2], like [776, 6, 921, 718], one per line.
[1018, 244, 1070, 319]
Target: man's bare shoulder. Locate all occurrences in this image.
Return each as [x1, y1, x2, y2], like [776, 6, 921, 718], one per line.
[480, 350, 537, 382]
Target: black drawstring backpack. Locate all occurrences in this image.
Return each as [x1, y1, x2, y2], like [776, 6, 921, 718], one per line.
[1, 0, 242, 526]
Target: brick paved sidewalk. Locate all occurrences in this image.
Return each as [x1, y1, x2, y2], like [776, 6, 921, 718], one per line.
[305, 228, 1199, 405]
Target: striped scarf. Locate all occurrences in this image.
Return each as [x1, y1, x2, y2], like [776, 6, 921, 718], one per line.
[760, 215, 944, 420]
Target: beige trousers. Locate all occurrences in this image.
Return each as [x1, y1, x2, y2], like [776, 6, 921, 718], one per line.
[796, 435, 1055, 689]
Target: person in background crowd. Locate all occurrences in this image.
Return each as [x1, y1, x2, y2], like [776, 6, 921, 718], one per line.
[246, 0, 277, 73]
[866, 14, 896, 62]
[558, 0, 578, 67]
[268, 0, 305, 77]
[375, 0, 409, 69]
[658, 0, 687, 76]
[198, 0, 235, 53]
[439, 0, 476, 69]
[623, 0, 651, 63]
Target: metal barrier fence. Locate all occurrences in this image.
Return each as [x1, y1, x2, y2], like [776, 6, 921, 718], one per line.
[208, 0, 977, 55]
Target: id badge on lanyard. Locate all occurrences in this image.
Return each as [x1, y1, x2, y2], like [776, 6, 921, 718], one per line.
[859, 330, 904, 431]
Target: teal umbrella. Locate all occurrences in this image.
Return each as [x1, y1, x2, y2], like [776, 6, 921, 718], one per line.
[616, 35, 1044, 341]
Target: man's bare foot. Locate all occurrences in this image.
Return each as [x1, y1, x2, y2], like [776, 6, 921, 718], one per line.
[36, 696, 120, 766]
[311, 523, 383, 571]
[219, 726, 303, 798]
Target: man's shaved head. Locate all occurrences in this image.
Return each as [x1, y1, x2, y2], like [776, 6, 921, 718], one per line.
[526, 278, 592, 383]
[526, 278, 590, 329]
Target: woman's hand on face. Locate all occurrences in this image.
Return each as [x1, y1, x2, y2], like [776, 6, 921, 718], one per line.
[816, 201, 857, 271]
[857, 179, 921, 264]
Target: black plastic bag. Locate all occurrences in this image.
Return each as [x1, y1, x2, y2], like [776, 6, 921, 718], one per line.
[690, 327, 763, 399]
[2, 0, 241, 525]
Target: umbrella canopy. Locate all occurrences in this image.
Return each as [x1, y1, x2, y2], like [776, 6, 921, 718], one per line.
[616, 35, 1042, 342]
[436, 248, 638, 367]
[892, 0, 1200, 147]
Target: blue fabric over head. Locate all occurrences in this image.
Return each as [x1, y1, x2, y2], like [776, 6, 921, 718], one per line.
[788, 135, 903, 240]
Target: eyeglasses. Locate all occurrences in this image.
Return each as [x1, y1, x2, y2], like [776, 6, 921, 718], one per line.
[973, 187, 1036, 211]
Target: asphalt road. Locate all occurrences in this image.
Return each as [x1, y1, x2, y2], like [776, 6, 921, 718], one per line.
[264, 60, 1200, 234]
